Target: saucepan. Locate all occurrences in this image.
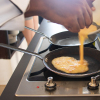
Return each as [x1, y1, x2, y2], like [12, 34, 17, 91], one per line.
[0, 43, 100, 78]
[25, 26, 99, 47]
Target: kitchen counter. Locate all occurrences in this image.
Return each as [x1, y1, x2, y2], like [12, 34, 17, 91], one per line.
[1, 19, 100, 100]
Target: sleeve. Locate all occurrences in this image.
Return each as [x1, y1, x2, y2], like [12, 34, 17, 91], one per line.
[0, 0, 30, 31]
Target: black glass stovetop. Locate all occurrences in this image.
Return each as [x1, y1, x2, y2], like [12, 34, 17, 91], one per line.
[28, 38, 99, 81]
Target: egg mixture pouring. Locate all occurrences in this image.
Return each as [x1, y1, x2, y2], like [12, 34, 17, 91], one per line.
[52, 25, 97, 74]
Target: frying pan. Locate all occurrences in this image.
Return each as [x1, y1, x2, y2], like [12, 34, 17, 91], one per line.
[0, 43, 100, 78]
[25, 26, 98, 47]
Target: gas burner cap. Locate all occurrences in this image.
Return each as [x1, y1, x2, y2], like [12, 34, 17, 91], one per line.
[45, 77, 56, 91]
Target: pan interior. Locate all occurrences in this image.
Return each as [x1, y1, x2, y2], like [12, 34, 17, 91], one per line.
[44, 47, 100, 78]
[55, 37, 92, 46]
[51, 31, 97, 46]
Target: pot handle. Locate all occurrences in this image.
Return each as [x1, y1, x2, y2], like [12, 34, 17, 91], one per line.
[0, 43, 43, 60]
[25, 26, 52, 40]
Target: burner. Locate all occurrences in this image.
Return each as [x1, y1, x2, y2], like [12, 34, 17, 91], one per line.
[29, 41, 97, 81]
[28, 35, 98, 80]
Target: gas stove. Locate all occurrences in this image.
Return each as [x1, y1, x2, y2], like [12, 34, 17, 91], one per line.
[15, 36, 100, 97]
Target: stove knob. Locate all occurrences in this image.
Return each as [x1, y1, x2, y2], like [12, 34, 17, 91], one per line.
[45, 77, 56, 91]
[87, 76, 99, 90]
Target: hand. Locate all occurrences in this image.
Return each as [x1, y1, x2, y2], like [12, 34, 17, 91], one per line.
[26, 0, 93, 33]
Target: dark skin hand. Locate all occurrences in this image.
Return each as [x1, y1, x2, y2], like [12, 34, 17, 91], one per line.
[25, 0, 94, 33]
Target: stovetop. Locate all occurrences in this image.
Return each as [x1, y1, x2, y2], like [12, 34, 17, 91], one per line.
[28, 37, 98, 81]
[15, 36, 100, 97]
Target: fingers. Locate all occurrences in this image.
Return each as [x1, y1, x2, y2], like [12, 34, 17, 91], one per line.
[64, 18, 80, 33]
[82, 7, 92, 28]
[76, 0, 92, 28]
[77, 12, 85, 29]
[65, 1, 93, 33]
[64, 10, 91, 33]
[91, 6, 95, 11]
[85, 0, 93, 24]
[65, 7, 92, 32]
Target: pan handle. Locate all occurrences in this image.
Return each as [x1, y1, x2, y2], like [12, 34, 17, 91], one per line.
[25, 26, 52, 40]
[0, 43, 43, 60]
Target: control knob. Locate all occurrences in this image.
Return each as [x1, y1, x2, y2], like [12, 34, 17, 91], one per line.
[87, 75, 100, 90]
[45, 77, 56, 91]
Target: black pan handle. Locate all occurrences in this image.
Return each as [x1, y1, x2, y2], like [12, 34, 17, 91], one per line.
[0, 43, 43, 60]
[25, 26, 52, 40]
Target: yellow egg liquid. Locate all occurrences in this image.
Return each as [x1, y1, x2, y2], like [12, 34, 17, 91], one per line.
[78, 25, 97, 64]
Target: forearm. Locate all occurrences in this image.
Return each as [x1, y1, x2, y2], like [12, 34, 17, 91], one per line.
[33, 16, 39, 30]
